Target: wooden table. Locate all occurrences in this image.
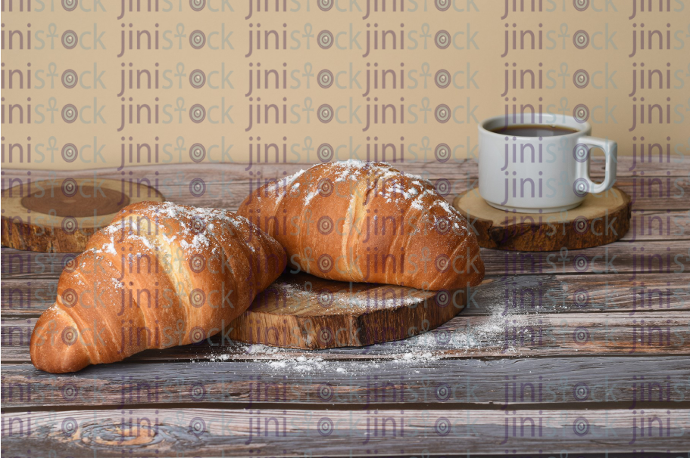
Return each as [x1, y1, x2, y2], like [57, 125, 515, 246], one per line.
[3, 158, 690, 456]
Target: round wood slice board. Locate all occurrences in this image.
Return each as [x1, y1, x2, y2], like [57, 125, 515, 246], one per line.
[452, 187, 631, 252]
[1, 178, 164, 252]
[229, 272, 467, 350]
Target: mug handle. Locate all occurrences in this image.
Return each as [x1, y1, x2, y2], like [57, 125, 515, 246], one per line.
[574, 137, 617, 195]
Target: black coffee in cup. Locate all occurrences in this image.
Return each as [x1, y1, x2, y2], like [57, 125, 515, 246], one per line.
[490, 124, 579, 137]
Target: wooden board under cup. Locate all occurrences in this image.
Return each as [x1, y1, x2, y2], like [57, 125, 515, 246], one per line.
[452, 187, 631, 251]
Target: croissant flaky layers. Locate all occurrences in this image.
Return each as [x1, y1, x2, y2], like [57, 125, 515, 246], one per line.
[238, 160, 485, 291]
[30, 201, 286, 373]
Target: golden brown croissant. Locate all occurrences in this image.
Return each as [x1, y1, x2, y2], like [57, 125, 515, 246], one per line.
[238, 160, 484, 291]
[30, 201, 286, 373]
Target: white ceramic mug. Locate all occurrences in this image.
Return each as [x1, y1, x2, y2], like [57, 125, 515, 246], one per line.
[477, 114, 617, 213]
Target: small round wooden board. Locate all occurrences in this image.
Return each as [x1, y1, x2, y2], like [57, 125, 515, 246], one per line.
[229, 272, 467, 349]
[1, 178, 164, 252]
[452, 187, 631, 252]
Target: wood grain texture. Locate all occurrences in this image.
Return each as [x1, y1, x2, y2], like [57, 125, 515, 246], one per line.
[227, 272, 466, 349]
[622, 210, 690, 241]
[2, 157, 688, 185]
[5, 273, 689, 317]
[1, 179, 163, 252]
[2, 408, 688, 456]
[1, 356, 688, 409]
[480, 240, 690, 276]
[453, 187, 632, 251]
[108, 177, 686, 212]
[5, 311, 689, 361]
[2, 161, 688, 214]
[6, 240, 688, 279]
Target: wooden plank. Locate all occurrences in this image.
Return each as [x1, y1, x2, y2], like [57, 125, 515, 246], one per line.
[140, 178, 690, 212]
[481, 240, 690, 276]
[585, 177, 690, 211]
[2, 356, 687, 409]
[3, 167, 689, 213]
[4, 274, 689, 317]
[589, 156, 690, 176]
[1, 279, 55, 315]
[4, 240, 688, 279]
[2, 157, 688, 187]
[4, 312, 689, 362]
[100, 178, 687, 212]
[81, 176, 690, 212]
[1, 408, 688, 456]
[1, 162, 458, 186]
[622, 210, 690, 241]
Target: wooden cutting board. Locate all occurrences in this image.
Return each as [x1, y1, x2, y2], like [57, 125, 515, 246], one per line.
[1, 178, 164, 252]
[229, 272, 467, 349]
[452, 187, 631, 251]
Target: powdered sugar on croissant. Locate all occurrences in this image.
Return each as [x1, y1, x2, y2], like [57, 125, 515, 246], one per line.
[239, 160, 484, 291]
[30, 201, 286, 373]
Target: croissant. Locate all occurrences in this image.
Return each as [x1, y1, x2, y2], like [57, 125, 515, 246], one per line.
[237, 160, 484, 291]
[30, 201, 286, 373]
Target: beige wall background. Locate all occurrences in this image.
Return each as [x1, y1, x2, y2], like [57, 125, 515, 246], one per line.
[2, 0, 688, 170]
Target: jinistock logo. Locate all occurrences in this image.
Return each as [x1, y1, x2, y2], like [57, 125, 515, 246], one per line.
[116, 0, 234, 19]
[501, 0, 624, 19]
[500, 22, 617, 59]
[242, 0, 481, 19]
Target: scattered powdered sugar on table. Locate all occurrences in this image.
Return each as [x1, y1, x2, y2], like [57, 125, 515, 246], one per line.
[391, 351, 439, 364]
[209, 344, 329, 373]
[270, 355, 326, 372]
[449, 302, 530, 353]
